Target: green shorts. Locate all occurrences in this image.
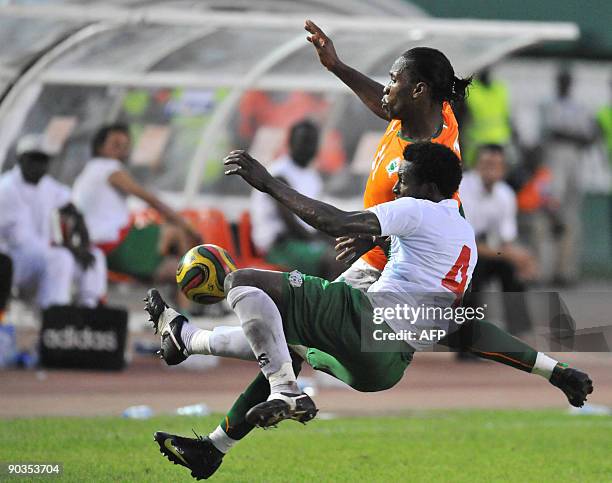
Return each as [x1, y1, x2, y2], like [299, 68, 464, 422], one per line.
[266, 239, 328, 275]
[281, 271, 413, 392]
[106, 224, 164, 280]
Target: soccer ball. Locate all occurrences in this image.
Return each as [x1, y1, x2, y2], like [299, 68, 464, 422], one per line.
[176, 244, 238, 304]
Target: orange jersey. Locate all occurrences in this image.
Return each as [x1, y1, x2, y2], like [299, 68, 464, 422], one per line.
[362, 102, 462, 271]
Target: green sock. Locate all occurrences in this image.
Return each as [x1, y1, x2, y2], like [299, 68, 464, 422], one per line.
[447, 319, 538, 372]
[220, 355, 302, 440]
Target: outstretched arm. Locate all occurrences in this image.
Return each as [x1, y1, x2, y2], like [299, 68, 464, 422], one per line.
[109, 170, 201, 243]
[305, 20, 388, 121]
[225, 151, 381, 237]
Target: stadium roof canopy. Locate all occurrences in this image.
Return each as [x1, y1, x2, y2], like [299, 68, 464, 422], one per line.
[0, 0, 579, 199]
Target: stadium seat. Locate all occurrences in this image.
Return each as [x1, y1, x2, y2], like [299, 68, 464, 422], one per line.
[194, 208, 241, 263]
[238, 211, 285, 270]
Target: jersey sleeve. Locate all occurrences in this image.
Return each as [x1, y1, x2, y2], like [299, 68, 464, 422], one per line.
[102, 159, 124, 179]
[367, 197, 423, 237]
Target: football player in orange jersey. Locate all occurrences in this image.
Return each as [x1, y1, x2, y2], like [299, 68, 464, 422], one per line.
[305, 19, 470, 288]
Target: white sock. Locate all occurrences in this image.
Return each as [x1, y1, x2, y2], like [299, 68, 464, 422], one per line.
[181, 323, 257, 361]
[227, 286, 292, 378]
[269, 361, 299, 395]
[180, 323, 256, 361]
[209, 326, 255, 361]
[531, 352, 558, 379]
[208, 425, 238, 454]
[180, 322, 207, 354]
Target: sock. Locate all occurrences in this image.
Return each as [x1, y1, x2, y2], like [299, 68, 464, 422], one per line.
[269, 361, 299, 394]
[444, 319, 538, 372]
[227, 286, 293, 378]
[209, 326, 255, 361]
[531, 352, 559, 379]
[220, 354, 303, 441]
[180, 322, 257, 361]
[180, 322, 209, 355]
[208, 425, 238, 454]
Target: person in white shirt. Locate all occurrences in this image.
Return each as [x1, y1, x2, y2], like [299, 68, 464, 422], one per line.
[73, 123, 200, 281]
[0, 135, 106, 309]
[145, 143, 592, 478]
[540, 68, 597, 285]
[250, 120, 340, 279]
[460, 144, 536, 335]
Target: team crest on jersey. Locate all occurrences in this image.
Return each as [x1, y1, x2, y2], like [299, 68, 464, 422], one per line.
[288, 270, 303, 288]
[385, 157, 402, 177]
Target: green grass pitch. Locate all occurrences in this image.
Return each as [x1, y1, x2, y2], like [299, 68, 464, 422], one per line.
[1, 410, 611, 482]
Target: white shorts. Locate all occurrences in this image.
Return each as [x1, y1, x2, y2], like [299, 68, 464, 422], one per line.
[334, 258, 382, 292]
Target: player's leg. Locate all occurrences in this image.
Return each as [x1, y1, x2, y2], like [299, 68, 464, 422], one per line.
[153, 353, 304, 481]
[301, 258, 383, 386]
[147, 271, 301, 479]
[38, 246, 76, 308]
[73, 247, 107, 307]
[442, 318, 593, 407]
[228, 268, 412, 425]
[223, 269, 318, 427]
[145, 288, 257, 364]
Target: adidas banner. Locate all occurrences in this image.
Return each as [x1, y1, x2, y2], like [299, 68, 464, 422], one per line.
[40, 305, 128, 370]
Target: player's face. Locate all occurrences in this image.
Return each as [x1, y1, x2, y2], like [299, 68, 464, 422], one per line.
[100, 131, 131, 163]
[477, 150, 506, 190]
[382, 58, 414, 119]
[290, 125, 319, 167]
[19, 153, 50, 185]
[393, 159, 419, 199]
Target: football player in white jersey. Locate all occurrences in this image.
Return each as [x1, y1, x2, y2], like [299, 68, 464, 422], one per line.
[146, 143, 592, 480]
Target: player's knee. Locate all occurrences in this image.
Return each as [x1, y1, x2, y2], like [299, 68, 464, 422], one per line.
[224, 268, 258, 293]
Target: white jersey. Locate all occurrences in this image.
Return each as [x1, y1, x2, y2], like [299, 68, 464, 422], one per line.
[0, 166, 71, 251]
[72, 157, 130, 244]
[366, 197, 477, 349]
[459, 171, 517, 246]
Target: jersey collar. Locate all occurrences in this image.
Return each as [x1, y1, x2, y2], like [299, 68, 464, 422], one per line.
[397, 122, 445, 143]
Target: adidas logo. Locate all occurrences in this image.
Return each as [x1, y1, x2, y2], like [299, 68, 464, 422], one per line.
[42, 325, 118, 351]
[257, 353, 270, 368]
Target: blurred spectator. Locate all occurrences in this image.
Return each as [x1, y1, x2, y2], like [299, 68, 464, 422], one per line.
[462, 69, 512, 168]
[595, 76, 612, 166]
[73, 123, 200, 282]
[0, 135, 107, 309]
[236, 90, 346, 173]
[250, 120, 342, 279]
[508, 146, 565, 283]
[540, 67, 598, 285]
[460, 144, 535, 336]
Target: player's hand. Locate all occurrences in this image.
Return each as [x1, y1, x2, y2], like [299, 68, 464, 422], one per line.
[305, 19, 340, 71]
[72, 247, 96, 270]
[224, 150, 273, 192]
[335, 235, 375, 265]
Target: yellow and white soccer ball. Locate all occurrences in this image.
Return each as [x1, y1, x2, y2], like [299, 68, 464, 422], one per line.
[176, 244, 238, 304]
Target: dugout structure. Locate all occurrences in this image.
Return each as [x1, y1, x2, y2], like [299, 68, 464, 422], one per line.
[0, 0, 578, 203]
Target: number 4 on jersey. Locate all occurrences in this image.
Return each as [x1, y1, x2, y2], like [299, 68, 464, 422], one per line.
[441, 245, 471, 306]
